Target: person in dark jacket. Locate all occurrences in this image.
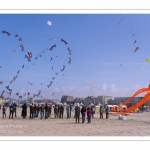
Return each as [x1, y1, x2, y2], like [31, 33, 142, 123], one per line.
[75, 105, 80, 123]
[36, 104, 40, 117]
[9, 104, 14, 119]
[40, 104, 44, 119]
[29, 103, 34, 119]
[2, 105, 6, 118]
[34, 104, 37, 118]
[59, 105, 64, 119]
[13, 102, 17, 117]
[44, 104, 48, 119]
[22, 103, 27, 119]
[81, 105, 86, 123]
[105, 105, 109, 119]
[70, 105, 72, 118]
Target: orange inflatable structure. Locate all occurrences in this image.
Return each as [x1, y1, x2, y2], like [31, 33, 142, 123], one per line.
[116, 87, 150, 115]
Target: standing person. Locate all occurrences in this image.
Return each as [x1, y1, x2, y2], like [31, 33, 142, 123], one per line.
[70, 105, 72, 118]
[36, 104, 40, 117]
[22, 103, 27, 119]
[66, 105, 70, 119]
[47, 105, 50, 117]
[87, 107, 92, 123]
[29, 103, 34, 119]
[75, 104, 80, 123]
[34, 104, 37, 118]
[105, 105, 109, 119]
[91, 106, 94, 119]
[13, 102, 17, 117]
[59, 104, 64, 119]
[81, 105, 86, 123]
[99, 106, 103, 119]
[2, 105, 6, 118]
[40, 104, 44, 119]
[44, 103, 48, 119]
[54, 105, 59, 118]
[49, 105, 52, 117]
[9, 104, 14, 119]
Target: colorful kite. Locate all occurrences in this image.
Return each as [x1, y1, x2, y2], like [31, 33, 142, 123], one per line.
[134, 47, 139, 52]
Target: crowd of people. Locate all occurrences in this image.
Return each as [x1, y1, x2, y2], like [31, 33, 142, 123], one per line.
[1, 102, 110, 123]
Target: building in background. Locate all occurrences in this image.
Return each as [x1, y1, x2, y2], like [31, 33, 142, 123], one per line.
[61, 95, 74, 104]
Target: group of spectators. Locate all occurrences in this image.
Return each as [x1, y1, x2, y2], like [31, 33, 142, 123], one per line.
[2, 102, 110, 124]
[74, 105, 109, 124]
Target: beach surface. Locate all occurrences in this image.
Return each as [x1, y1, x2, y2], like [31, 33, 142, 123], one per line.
[0, 108, 150, 136]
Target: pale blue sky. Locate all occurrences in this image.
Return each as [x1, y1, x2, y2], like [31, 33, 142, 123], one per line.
[0, 14, 150, 100]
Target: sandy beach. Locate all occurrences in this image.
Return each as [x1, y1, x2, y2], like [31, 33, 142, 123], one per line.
[0, 108, 150, 136]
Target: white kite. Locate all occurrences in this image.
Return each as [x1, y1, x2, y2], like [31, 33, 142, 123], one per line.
[47, 21, 51, 26]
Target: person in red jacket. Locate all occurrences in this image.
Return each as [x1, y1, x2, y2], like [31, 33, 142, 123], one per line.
[87, 107, 92, 123]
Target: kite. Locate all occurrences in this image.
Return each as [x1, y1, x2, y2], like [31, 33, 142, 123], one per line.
[50, 57, 53, 61]
[49, 44, 56, 50]
[0, 81, 3, 85]
[27, 82, 33, 85]
[20, 44, 24, 52]
[134, 47, 139, 52]
[132, 34, 134, 37]
[15, 34, 22, 41]
[146, 58, 150, 62]
[61, 65, 66, 72]
[16, 93, 19, 96]
[25, 54, 31, 62]
[2, 30, 11, 36]
[47, 81, 53, 88]
[49, 38, 56, 42]
[28, 52, 32, 58]
[117, 14, 126, 26]
[17, 70, 20, 74]
[120, 64, 125, 68]
[13, 50, 16, 52]
[0, 66, 2, 68]
[133, 40, 136, 45]
[61, 39, 68, 45]
[22, 65, 24, 68]
[52, 67, 53, 70]
[47, 21, 51, 26]
[34, 54, 42, 60]
[42, 48, 48, 53]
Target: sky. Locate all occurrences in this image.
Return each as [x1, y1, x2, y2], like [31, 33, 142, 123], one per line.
[1, 14, 150, 100]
